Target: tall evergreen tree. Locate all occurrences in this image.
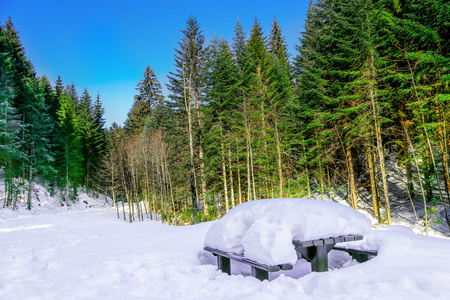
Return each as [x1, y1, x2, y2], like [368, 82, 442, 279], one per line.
[124, 65, 163, 135]
[268, 18, 289, 66]
[0, 25, 24, 206]
[55, 87, 84, 201]
[1, 18, 55, 209]
[203, 37, 241, 211]
[22, 77, 54, 209]
[2, 17, 35, 115]
[166, 16, 208, 218]
[232, 18, 247, 70]
[78, 89, 96, 187]
[90, 93, 107, 188]
[247, 18, 267, 72]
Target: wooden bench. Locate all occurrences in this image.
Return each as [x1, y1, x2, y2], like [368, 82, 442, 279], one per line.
[203, 246, 294, 281]
[332, 246, 378, 263]
[204, 234, 365, 280]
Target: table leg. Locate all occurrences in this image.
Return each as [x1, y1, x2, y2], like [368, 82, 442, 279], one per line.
[352, 252, 369, 263]
[311, 244, 329, 272]
[217, 255, 231, 275]
[251, 266, 269, 281]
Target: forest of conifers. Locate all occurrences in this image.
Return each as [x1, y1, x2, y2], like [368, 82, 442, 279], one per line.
[1, 0, 449, 230]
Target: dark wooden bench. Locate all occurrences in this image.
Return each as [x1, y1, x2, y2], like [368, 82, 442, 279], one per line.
[204, 234, 366, 280]
[203, 246, 293, 281]
[332, 246, 378, 263]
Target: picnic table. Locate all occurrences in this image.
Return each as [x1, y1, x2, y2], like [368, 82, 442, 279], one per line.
[205, 234, 377, 281]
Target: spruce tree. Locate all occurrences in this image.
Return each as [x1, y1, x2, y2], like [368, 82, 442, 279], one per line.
[124, 65, 163, 135]
[2, 18, 55, 209]
[55, 87, 84, 201]
[268, 18, 289, 66]
[232, 18, 247, 71]
[247, 18, 267, 72]
[166, 16, 208, 218]
[0, 26, 24, 206]
[22, 77, 55, 209]
[78, 89, 96, 187]
[2, 17, 35, 115]
[203, 37, 241, 210]
[90, 93, 107, 189]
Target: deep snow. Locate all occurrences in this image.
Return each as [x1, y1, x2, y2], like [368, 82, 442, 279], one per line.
[2, 183, 450, 299]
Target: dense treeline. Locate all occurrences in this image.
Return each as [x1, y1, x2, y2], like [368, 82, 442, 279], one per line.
[107, 0, 450, 231]
[0, 17, 107, 208]
[2, 0, 450, 233]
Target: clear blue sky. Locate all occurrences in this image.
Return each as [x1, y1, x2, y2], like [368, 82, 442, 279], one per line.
[1, 0, 308, 127]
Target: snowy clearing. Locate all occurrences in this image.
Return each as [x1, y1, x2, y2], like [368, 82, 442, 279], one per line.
[1, 186, 450, 299]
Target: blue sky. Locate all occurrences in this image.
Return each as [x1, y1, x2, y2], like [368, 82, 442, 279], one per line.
[1, 0, 308, 127]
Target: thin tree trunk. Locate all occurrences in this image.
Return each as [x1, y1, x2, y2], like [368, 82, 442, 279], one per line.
[423, 151, 433, 202]
[368, 52, 391, 224]
[327, 165, 332, 201]
[246, 136, 251, 202]
[346, 145, 358, 210]
[121, 193, 126, 221]
[182, 63, 199, 216]
[142, 136, 152, 220]
[221, 139, 229, 212]
[434, 108, 450, 230]
[401, 129, 415, 195]
[302, 140, 311, 199]
[228, 148, 235, 208]
[110, 154, 118, 216]
[316, 134, 324, 200]
[250, 141, 257, 200]
[275, 120, 283, 198]
[193, 97, 208, 216]
[421, 114, 450, 231]
[368, 148, 381, 222]
[403, 122, 428, 235]
[236, 141, 243, 205]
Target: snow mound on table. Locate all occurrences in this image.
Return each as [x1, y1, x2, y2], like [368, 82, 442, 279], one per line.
[337, 225, 417, 255]
[204, 198, 371, 265]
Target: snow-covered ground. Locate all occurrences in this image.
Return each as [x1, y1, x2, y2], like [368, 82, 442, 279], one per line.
[2, 183, 450, 299]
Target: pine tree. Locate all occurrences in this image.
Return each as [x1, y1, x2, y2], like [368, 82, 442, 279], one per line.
[22, 77, 55, 209]
[293, 0, 348, 200]
[38, 76, 57, 121]
[55, 87, 84, 201]
[265, 52, 293, 198]
[268, 18, 289, 66]
[90, 93, 107, 189]
[246, 18, 273, 199]
[232, 18, 247, 70]
[2, 18, 55, 209]
[0, 26, 24, 206]
[203, 37, 241, 211]
[78, 89, 96, 187]
[247, 18, 267, 73]
[124, 65, 163, 135]
[54, 76, 63, 103]
[166, 16, 208, 219]
[2, 17, 35, 116]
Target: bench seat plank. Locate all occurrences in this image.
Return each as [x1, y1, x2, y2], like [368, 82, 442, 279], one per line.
[332, 246, 378, 263]
[204, 246, 294, 280]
